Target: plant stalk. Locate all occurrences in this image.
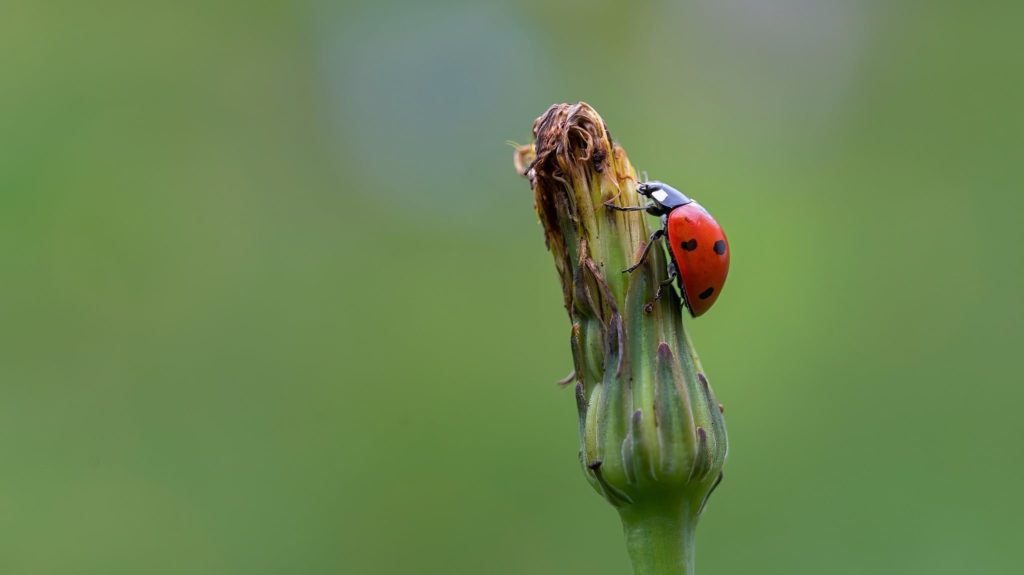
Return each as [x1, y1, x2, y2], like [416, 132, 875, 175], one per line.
[620, 499, 697, 575]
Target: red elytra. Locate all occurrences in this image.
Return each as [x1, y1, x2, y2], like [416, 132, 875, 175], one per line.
[665, 202, 729, 317]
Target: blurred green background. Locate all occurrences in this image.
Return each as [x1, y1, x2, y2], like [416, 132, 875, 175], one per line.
[3, 1, 1023, 573]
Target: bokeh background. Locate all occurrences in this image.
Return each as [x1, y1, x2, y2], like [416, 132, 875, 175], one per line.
[3, 1, 1023, 573]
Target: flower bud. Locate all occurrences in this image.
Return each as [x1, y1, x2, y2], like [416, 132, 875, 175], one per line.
[515, 103, 727, 574]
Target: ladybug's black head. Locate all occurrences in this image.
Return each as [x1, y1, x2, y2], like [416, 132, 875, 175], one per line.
[636, 181, 661, 197]
[637, 180, 693, 210]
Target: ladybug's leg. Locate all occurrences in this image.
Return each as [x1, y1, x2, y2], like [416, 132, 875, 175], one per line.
[623, 228, 665, 274]
[603, 201, 651, 212]
[653, 261, 678, 302]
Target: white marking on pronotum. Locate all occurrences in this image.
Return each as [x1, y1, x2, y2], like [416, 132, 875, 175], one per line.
[651, 189, 668, 203]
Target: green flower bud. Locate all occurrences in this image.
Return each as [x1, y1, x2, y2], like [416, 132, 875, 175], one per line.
[515, 103, 728, 575]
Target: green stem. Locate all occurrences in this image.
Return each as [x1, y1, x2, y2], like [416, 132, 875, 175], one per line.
[619, 499, 697, 575]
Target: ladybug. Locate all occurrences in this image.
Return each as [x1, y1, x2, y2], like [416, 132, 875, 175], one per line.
[605, 181, 729, 317]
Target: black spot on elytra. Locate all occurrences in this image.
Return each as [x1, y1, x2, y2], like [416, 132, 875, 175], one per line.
[681, 239, 698, 251]
[699, 287, 715, 300]
[713, 240, 726, 255]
